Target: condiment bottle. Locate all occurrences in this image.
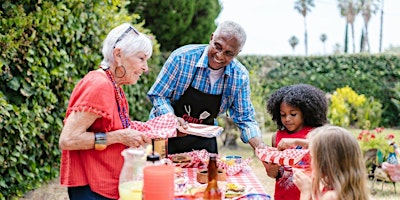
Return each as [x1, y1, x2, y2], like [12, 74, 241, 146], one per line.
[203, 154, 222, 200]
[387, 143, 398, 164]
[153, 138, 168, 159]
[146, 153, 162, 166]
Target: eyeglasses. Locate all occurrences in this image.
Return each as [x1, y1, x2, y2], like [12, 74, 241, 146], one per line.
[211, 42, 238, 58]
[113, 26, 139, 49]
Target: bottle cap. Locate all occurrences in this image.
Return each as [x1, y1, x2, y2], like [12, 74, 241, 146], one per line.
[147, 154, 160, 162]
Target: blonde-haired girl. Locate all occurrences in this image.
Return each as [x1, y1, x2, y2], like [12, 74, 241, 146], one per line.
[293, 125, 370, 200]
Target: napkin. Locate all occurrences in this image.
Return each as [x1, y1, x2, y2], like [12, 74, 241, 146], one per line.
[177, 123, 224, 138]
[130, 113, 178, 139]
[218, 158, 252, 176]
[256, 146, 309, 166]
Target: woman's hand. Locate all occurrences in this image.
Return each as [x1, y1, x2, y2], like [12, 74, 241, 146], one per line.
[116, 129, 151, 148]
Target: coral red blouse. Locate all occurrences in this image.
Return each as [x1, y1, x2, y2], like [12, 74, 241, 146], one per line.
[60, 70, 127, 199]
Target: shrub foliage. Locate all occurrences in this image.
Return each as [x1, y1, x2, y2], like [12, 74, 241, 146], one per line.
[0, 0, 160, 199]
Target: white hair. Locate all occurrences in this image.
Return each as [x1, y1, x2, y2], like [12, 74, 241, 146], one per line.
[101, 23, 152, 69]
[214, 21, 247, 50]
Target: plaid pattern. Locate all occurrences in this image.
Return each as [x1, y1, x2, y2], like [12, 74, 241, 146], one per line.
[130, 113, 178, 139]
[256, 147, 309, 166]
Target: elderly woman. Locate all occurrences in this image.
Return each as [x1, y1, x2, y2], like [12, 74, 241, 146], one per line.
[59, 23, 152, 200]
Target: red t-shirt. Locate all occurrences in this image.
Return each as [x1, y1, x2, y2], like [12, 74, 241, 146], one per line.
[60, 70, 127, 199]
[274, 126, 314, 200]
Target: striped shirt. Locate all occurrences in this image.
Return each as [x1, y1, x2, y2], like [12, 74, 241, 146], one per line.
[147, 44, 260, 142]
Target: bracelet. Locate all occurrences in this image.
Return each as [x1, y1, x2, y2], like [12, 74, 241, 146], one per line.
[94, 132, 107, 150]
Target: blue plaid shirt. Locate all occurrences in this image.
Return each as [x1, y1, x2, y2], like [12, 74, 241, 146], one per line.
[147, 44, 260, 143]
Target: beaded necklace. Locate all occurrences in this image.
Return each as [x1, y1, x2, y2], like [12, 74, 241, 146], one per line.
[104, 68, 130, 128]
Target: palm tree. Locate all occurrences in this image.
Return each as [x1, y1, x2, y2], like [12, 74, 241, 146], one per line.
[360, 0, 380, 52]
[294, 0, 315, 56]
[337, 0, 360, 54]
[379, 0, 384, 53]
[289, 36, 300, 54]
[320, 33, 327, 54]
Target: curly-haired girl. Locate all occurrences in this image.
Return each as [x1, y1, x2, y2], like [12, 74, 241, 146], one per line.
[264, 83, 328, 200]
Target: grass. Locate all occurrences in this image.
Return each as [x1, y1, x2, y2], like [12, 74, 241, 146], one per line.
[217, 128, 399, 200]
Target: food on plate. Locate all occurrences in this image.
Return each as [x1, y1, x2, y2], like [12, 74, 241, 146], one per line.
[172, 155, 192, 163]
[225, 183, 246, 198]
[175, 167, 184, 175]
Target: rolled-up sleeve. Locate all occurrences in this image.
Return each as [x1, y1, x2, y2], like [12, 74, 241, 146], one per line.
[228, 74, 261, 143]
[147, 58, 179, 119]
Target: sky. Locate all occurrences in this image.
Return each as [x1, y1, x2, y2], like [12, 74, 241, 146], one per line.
[216, 0, 400, 56]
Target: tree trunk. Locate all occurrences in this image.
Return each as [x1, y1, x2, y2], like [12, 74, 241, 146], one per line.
[221, 116, 238, 149]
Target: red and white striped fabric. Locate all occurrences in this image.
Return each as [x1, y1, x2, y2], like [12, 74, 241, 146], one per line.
[130, 113, 178, 139]
[256, 147, 309, 166]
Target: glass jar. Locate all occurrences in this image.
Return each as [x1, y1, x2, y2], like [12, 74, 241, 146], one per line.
[153, 138, 168, 159]
[118, 148, 146, 200]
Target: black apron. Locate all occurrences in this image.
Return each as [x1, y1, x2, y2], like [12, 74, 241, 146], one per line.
[169, 71, 223, 154]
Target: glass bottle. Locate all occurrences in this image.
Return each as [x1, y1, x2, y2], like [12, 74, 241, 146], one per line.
[203, 154, 222, 200]
[118, 148, 146, 200]
[387, 143, 398, 164]
[153, 138, 168, 159]
[146, 153, 162, 166]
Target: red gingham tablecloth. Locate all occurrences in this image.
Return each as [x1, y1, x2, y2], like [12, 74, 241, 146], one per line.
[184, 167, 267, 196]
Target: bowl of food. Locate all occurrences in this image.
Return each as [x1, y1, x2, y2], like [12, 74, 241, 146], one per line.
[222, 155, 242, 166]
[196, 168, 226, 184]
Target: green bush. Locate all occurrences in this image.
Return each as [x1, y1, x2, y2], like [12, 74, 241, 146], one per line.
[328, 86, 382, 129]
[0, 1, 160, 199]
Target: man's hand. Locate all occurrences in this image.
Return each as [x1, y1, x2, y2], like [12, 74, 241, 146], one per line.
[176, 117, 188, 137]
[263, 162, 281, 178]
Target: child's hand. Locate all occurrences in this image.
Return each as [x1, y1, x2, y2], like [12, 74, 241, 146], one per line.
[277, 138, 297, 150]
[277, 138, 308, 150]
[293, 168, 312, 192]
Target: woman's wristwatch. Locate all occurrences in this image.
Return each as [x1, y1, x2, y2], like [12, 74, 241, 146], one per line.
[94, 132, 107, 150]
